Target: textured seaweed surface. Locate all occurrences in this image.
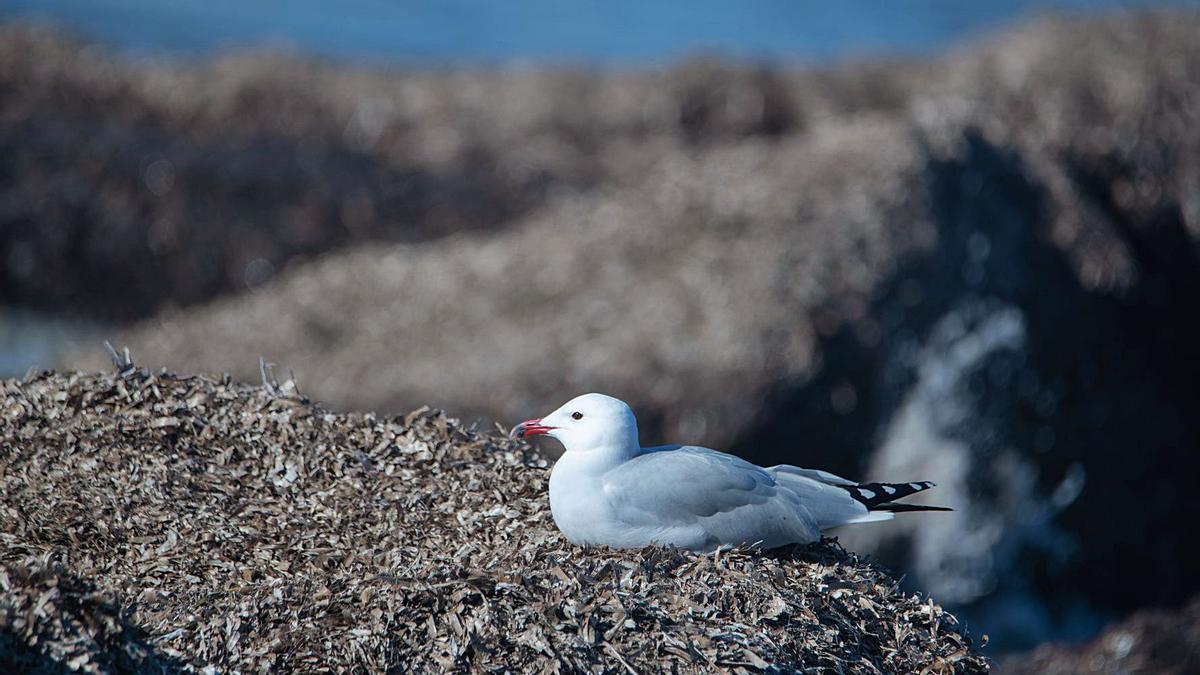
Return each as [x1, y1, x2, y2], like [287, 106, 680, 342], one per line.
[1, 368, 988, 672]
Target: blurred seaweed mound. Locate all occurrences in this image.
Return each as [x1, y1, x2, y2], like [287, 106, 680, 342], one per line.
[1005, 597, 1200, 674]
[0, 370, 988, 672]
[5, 10, 1200, 653]
[0, 22, 803, 320]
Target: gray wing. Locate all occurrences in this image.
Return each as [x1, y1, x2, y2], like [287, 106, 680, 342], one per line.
[600, 446, 832, 548]
[769, 464, 857, 487]
[602, 447, 778, 527]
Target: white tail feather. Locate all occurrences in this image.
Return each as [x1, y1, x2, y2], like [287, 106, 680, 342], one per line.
[840, 511, 894, 525]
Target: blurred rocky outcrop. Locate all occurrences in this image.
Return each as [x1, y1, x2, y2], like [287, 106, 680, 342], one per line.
[33, 11, 1200, 650]
[1005, 596, 1200, 674]
[0, 23, 869, 320]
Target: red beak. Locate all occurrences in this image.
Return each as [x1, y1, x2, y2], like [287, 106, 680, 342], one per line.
[510, 418, 556, 439]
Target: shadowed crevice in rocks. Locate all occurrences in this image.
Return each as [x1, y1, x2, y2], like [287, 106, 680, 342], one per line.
[730, 129, 1200, 648]
[1047, 160, 1200, 614]
[731, 130, 1063, 476]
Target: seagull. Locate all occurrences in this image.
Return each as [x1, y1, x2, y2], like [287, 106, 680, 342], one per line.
[511, 393, 949, 551]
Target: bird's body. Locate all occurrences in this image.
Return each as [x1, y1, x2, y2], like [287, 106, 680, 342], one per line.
[513, 393, 948, 552]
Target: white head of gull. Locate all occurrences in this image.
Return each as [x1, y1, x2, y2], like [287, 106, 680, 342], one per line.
[511, 393, 949, 551]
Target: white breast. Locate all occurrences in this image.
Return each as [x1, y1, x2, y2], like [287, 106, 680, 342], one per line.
[548, 450, 727, 550]
[548, 453, 614, 545]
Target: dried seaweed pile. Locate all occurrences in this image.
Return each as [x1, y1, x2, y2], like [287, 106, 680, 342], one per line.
[1, 369, 988, 673]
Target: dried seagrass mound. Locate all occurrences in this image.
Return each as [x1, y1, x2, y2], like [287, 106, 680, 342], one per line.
[0, 369, 989, 673]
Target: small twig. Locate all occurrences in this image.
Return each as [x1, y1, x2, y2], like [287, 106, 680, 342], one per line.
[603, 643, 639, 675]
[103, 340, 137, 378]
[259, 357, 280, 397]
[288, 367, 309, 402]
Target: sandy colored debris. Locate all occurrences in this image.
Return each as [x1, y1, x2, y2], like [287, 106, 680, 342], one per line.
[1, 369, 988, 672]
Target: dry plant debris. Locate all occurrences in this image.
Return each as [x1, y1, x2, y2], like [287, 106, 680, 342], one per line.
[1, 368, 988, 673]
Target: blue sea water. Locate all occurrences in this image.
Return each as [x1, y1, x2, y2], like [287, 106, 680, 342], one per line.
[2, 0, 1195, 66]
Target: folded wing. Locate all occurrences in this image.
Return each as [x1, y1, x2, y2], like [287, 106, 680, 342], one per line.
[602, 447, 775, 525]
[601, 446, 874, 548]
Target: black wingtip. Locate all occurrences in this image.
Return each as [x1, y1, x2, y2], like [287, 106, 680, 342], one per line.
[875, 503, 954, 513]
[843, 480, 941, 509]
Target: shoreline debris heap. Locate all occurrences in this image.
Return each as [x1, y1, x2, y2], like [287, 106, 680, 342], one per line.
[1, 368, 988, 673]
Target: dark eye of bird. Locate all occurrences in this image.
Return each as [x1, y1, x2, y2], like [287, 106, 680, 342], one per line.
[571, 411, 583, 420]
